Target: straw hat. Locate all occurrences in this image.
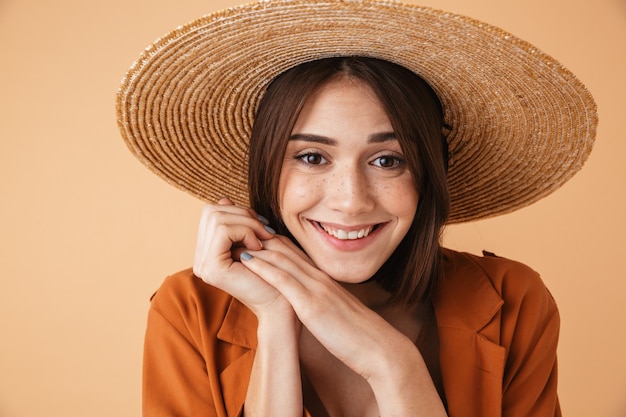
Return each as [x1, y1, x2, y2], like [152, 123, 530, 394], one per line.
[116, 0, 597, 223]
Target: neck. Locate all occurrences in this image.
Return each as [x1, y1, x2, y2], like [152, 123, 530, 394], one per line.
[340, 280, 392, 310]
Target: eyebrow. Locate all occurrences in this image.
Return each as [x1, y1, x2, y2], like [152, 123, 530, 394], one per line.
[289, 132, 397, 144]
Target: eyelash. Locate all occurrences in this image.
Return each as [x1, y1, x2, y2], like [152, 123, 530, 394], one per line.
[294, 151, 406, 170]
[371, 155, 405, 169]
[295, 152, 328, 166]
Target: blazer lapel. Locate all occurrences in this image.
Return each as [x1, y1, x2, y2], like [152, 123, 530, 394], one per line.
[211, 299, 312, 417]
[216, 298, 258, 417]
[434, 250, 506, 417]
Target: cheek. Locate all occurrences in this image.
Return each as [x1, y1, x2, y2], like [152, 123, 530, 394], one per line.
[376, 178, 419, 218]
[278, 171, 326, 216]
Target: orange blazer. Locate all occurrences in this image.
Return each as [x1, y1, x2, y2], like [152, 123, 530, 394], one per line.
[143, 249, 561, 417]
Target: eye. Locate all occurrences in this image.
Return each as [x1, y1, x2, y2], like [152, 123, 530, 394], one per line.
[297, 152, 327, 165]
[371, 155, 404, 169]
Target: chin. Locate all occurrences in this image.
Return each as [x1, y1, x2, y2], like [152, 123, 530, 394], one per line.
[315, 261, 381, 284]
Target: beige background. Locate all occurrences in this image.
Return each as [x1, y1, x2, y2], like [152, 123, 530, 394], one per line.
[1, 0, 624, 416]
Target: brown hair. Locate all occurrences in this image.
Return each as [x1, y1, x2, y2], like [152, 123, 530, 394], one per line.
[248, 56, 450, 305]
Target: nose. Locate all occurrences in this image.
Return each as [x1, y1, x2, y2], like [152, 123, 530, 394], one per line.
[325, 164, 376, 215]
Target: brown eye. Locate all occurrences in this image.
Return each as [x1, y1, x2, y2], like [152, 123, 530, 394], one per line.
[372, 155, 403, 169]
[298, 153, 326, 165]
[378, 156, 394, 168]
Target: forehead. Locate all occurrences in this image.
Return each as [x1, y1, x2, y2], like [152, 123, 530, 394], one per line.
[292, 78, 394, 139]
[299, 77, 387, 117]
[308, 75, 380, 105]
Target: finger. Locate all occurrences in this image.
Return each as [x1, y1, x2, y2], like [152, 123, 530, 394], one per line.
[217, 196, 234, 205]
[198, 204, 276, 245]
[260, 235, 316, 268]
[199, 217, 271, 261]
[217, 196, 269, 226]
[194, 225, 263, 285]
[240, 251, 310, 303]
[214, 199, 276, 239]
[238, 247, 337, 315]
[194, 208, 275, 274]
[194, 249, 282, 312]
[211, 198, 259, 220]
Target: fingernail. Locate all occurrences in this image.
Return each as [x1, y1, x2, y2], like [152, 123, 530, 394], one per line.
[257, 214, 270, 225]
[264, 225, 276, 235]
[241, 252, 253, 261]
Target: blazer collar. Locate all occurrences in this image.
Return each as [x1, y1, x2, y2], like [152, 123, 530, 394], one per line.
[434, 249, 506, 417]
[216, 298, 257, 417]
[435, 249, 504, 331]
[217, 297, 258, 349]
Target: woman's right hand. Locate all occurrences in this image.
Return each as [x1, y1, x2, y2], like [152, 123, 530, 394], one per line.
[192, 198, 287, 315]
[194, 199, 305, 416]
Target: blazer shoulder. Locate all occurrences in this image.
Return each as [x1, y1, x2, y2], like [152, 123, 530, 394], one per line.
[443, 248, 557, 307]
[148, 268, 236, 335]
[151, 268, 232, 302]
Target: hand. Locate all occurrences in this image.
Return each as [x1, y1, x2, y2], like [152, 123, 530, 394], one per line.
[238, 239, 402, 379]
[193, 199, 305, 417]
[240, 243, 447, 416]
[192, 198, 288, 315]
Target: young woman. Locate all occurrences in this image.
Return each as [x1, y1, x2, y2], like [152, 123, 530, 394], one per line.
[117, 1, 597, 416]
[194, 57, 449, 416]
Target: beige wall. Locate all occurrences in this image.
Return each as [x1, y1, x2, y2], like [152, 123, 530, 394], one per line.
[1, 0, 624, 415]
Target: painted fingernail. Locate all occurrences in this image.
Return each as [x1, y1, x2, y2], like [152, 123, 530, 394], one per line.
[241, 252, 253, 261]
[257, 214, 270, 225]
[264, 225, 276, 235]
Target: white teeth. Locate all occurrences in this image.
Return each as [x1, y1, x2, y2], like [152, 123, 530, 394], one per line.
[320, 223, 374, 240]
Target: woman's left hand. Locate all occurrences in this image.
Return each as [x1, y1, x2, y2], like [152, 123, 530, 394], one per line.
[240, 236, 410, 379]
[240, 236, 447, 416]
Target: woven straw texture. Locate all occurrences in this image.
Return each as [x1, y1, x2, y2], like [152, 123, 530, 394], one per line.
[116, 0, 598, 223]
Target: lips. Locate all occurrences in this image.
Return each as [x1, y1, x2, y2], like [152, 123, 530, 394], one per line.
[318, 222, 376, 240]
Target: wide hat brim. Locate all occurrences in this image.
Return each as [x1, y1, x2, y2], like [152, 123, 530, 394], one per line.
[116, 0, 598, 223]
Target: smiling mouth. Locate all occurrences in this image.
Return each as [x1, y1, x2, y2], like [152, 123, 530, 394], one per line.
[317, 222, 380, 240]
